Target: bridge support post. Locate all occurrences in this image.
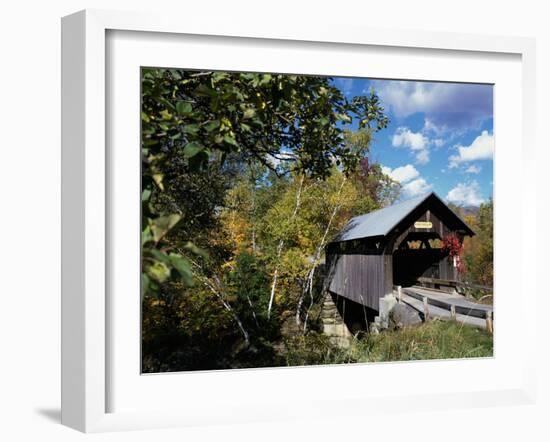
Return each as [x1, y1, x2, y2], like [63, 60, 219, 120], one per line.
[486, 311, 493, 334]
[423, 296, 429, 321]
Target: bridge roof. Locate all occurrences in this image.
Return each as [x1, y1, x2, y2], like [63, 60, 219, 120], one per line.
[331, 192, 475, 243]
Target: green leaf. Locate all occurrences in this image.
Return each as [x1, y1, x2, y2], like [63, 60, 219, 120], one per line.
[182, 241, 209, 259]
[195, 84, 216, 97]
[141, 273, 150, 299]
[183, 142, 203, 159]
[176, 101, 193, 115]
[141, 189, 151, 202]
[141, 226, 153, 246]
[160, 109, 173, 120]
[152, 173, 164, 190]
[243, 108, 256, 119]
[259, 74, 272, 85]
[212, 72, 229, 83]
[188, 149, 211, 170]
[150, 214, 182, 243]
[204, 120, 221, 133]
[149, 249, 171, 264]
[337, 113, 352, 123]
[141, 112, 150, 122]
[220, 117, 232, 129]
[182, 124, 200, 135]
[168, 253, 194, 286]
[147, 260, 170, 283]
[223, 134, 238, 147]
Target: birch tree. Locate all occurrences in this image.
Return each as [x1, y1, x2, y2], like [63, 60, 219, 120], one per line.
[267, 174, 304, 319]
[191, 260, 251, 346]
[297, 175, 348, 329]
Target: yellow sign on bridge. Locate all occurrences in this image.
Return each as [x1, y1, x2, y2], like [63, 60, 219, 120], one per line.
[414, 221, 433, 229]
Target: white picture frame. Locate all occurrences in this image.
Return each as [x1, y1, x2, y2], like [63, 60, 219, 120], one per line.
[61, 9, 537, 433]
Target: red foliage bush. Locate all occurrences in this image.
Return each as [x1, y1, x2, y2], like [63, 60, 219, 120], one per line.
[442, 233, 465, 274]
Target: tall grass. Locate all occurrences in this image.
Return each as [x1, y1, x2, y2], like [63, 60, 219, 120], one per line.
[285, 320, 493, 367]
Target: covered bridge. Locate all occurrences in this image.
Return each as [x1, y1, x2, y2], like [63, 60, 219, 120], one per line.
[325, 192, 475, 316]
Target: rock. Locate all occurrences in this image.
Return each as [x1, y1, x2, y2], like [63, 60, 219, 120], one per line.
[389, 302, 422, 329]
[369, 320, 380, 334]
[379, 294, 397, 329]
[322, 323, 351, 339]
[320, 291, 353, 348]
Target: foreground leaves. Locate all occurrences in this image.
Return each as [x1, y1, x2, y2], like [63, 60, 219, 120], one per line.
[140, 69, 389, 299]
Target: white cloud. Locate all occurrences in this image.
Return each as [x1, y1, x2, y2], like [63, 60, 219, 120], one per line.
[465, 164, 482, 174]
[402, 178, 432, 198]
[423, 118, 446, 135]
[383, 163, 432, 199]
[392, 127, 428, 151]
[446, 181, 484, 206]
[391, 127, 432, 165]
[449, 130, 494, 168]
[415, 149, 430, 165]
[382, 164, 419, 183]
[372, 80, 493, 130]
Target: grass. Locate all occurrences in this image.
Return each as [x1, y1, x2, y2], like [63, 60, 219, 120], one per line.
[285, 320, 493, 367]
[352, 320, 493, 362]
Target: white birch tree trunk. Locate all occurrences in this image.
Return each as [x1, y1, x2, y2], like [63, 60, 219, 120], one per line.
[297, 176, 347, 329]
[216, 289, 250, 346]
[192, 262, 250, 346]
[267, 174, 304, 319]
[245, 293, 260, 328]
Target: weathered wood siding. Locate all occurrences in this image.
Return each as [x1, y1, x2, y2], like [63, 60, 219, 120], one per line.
[438, 258, 457, 281]
[387, 209, 452, 252]
[327, 254, 385, 311]
[383, 254, 393, 298]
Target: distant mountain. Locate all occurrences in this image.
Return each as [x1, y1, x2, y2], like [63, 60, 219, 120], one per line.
[461, 205, 480, 217]
[447, 202, 479, 218]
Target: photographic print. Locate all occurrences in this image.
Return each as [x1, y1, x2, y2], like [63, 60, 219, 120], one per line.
[140, 69, 494, 373]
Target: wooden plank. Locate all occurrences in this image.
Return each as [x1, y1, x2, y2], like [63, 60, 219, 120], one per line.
[400, 294, 488, 330]
[404, 287, 492, 319]
[423, 296, 429, 320]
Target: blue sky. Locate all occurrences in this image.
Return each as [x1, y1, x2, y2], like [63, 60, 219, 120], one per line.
[332, 77, 494, 207]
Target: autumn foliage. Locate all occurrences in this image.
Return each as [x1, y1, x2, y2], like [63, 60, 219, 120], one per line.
[442, 233, 465, 274]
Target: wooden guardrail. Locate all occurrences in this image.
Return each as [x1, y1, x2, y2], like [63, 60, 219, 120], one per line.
[403, 288, 490, 319]
[417, 277, 493, 293]
[399, 286, 493, 333]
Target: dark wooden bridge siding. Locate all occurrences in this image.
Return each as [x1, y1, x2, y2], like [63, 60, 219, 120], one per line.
[327, 253, 386, 311]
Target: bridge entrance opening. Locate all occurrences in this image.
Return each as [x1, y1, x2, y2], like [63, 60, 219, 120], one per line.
[392, 231, 448, 287]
